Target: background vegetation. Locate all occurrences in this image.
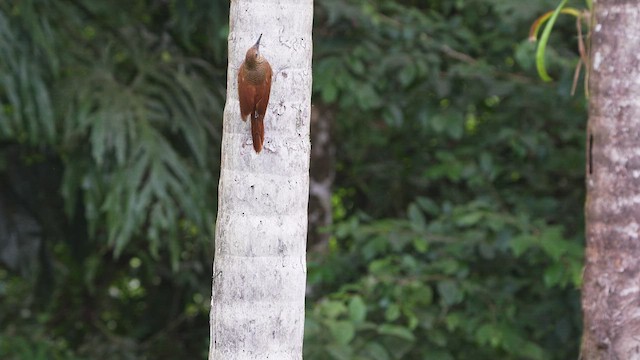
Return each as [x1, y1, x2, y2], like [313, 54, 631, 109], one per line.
[0, 0, 585, 359]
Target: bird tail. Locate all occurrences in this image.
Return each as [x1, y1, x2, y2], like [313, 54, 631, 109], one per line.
[251, 113, 264, 153]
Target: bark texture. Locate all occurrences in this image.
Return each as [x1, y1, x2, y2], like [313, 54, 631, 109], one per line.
[581, 1, 640, 359]
[209, 0, 313, 359]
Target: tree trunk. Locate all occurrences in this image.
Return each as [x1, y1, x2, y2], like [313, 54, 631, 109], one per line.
[581, 1, 640, 359]
[209, 0, 313, 359]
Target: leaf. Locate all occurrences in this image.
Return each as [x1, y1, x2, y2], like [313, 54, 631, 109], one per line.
[362, 236, 388, 260]
[570, 257, 584, 287]
[325, 343, 353, 360]
[383, 105, 403, 127]
[31, 74, 54, 143]
[430, 113, 447, 133]
[539, 226, 566, 261]
[329, 320, 355, 345]
[415, 197, 439, 216]
[445, 312, 463, 332]
[378, 324, 415, 342]
[369, 258, 392, 275]
[323, 300, 347, 319]
[361, 342, 390, 360]
[520, 341, 547, 360]
[456, 212, 483, 227]
[414, 285, 433, 306]
[355, 83, 381, 109]
[305, 318, 321, 336]
[479, 152, 493, 174]
[543, 262, 564, 287]
[407, 203, 426, 231]
[510, 234, 535, 257]
[476, 323, 501, 347]
[437, 280, 463, 306]
[535, 0, 569, 82]
[412, 238, 428, 253]
[399, 63, 416, 86]
[446, 113, 464, 140]
[437, 259, 460, 275]
[348, 296, 367, 324]
[385, 303, 401, 322]
[428, 329, 448, 347]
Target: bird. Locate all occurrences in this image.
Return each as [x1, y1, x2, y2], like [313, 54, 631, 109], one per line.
[238, 34, 272, 153]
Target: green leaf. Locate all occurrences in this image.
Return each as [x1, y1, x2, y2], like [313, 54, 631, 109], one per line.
[412, 238, 428, 253]
[356, 83, 381, 109]
[476, 323, 501, 347]
[305, 318, 321, 336]
[536, 0, 569, 81]
[415, 197, 439, 216]
[456, 212, 483, 227]
[515, 40, 536, 70]
[414, 285, 433, 306]
[329, 320, 355, 345]
[362, 342, 390, 360]
[543, 262, 564, 287]
[437, 259, 460, 275]
[445, 312, 463, 332]
[323, 301, 347, 319]
[383, 105, 403, 127]
[428, 329, 448, 347]
[369, 258, 392, 275]
[385, 303, 401, 322]
[570, 257, 584, 286]
[378, 324, 415, 342]
[520, 341, 547, 360]
[437, 280, 463, 306]
[407, 203, 426, 231]
[446, 113, 464, 140]
[538, 226, 567, 261]
[321, 81, 338, 103]
[430, 113, 447, 133]
[510, 234, 535, 257]
[348, 296, 367, 324]
[325, 343, 352, 360]
[399, 64, 416, 86]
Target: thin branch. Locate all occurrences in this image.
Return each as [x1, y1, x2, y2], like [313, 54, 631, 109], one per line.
[440, 44, 477, 64]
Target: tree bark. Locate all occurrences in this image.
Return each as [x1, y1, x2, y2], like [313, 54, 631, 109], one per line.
[209, 0, 313, 359]
[581, 1, 640, 359]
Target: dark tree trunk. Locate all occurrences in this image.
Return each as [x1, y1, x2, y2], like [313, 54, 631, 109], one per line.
[581, 1, 640, 359]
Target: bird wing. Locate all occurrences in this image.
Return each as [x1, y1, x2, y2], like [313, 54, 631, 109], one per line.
[254, 62, 272, 121]
[238, 65, 256, 121]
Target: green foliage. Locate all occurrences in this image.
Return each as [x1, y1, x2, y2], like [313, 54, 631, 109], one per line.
[306, 203, 581, 359]
[307, 0, 585, 359]
[0, 0, 225, 358]
[1, 0, 225, 260]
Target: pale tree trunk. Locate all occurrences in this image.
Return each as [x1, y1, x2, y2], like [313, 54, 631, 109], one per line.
[209, 0, 313, 359]
[581, 1, 640, 359]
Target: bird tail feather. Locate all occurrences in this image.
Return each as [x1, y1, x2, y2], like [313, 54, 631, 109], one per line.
[251, 113, 264, 153]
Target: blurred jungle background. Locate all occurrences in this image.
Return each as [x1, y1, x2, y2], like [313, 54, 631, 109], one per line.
[0, 0, 585, 359]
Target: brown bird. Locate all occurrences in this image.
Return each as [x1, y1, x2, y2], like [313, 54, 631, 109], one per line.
[238, 34, 272, 153]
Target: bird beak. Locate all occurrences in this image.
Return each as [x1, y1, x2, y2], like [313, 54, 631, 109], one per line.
[255, 34, 262, 55]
